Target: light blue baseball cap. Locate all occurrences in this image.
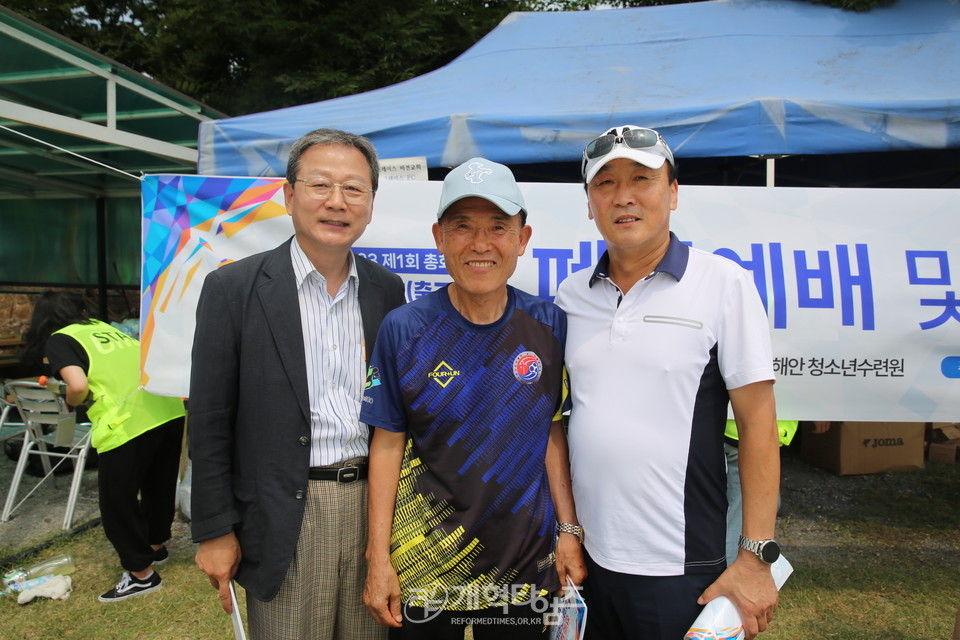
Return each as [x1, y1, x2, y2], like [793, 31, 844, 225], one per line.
[437, 157, 526, 220]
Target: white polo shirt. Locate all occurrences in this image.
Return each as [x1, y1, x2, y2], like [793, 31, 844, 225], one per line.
[555, 233, 774, 576]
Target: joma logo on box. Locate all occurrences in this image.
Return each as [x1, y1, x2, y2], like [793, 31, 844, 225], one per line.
[862, 438, 905, 448]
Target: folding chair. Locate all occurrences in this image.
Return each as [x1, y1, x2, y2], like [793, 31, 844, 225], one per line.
[0, 386, 26, 442]
[1, 380, 93, 530]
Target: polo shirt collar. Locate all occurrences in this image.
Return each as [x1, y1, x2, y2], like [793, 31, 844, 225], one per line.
[588, 231, 689, 287]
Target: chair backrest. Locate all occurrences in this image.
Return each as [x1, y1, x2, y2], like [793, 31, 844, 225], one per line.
[5, 381, 84, 446]
[1, 381, 94, 530]
[7, 382, 63, 428]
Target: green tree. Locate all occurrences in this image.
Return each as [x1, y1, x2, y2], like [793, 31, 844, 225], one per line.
[15, 1, 156, 64]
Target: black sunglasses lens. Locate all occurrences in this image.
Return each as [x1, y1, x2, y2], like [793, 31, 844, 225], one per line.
[622, 129, 660, 149]
[586, 129, 660, 160]
[586, 134, 617, 159]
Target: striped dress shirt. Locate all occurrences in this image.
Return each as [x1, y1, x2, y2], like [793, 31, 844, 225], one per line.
[290, 240, 368, 466]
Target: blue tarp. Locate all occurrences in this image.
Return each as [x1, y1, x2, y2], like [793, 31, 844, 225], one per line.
[199, 0, 960, 177]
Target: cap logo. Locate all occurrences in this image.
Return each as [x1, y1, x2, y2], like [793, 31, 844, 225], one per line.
[464, 162, 493, 184]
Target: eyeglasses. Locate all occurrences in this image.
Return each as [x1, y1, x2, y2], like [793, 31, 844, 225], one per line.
[292, 178, 373, 204]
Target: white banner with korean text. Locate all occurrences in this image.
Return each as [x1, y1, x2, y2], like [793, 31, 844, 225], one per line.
[141, 177, 959, 421]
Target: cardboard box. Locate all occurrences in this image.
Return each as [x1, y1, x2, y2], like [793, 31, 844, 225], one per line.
[928, 439, 960, 464]
[801, 421, 925, 475]
[929, 423, 960, 443]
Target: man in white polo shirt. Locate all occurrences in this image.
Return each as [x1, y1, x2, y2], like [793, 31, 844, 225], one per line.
[555, 125, 781, 640]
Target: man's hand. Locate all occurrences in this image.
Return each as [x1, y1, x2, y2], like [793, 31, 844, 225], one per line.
[811, 420, 832, 434]
[554, 533, 587, 588]
[698, 555, 778, 639]
[195, 532, 242, 614]
[363, 557, 403, 627]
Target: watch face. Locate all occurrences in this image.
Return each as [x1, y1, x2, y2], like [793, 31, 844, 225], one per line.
[759, 540, 781, 564]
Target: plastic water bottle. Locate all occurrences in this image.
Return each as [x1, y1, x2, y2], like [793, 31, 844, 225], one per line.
[2, 553, 76, 590]
[37, 375, 68, 395]
[684, 555, 793, 640]
[3, 573, 58, 594]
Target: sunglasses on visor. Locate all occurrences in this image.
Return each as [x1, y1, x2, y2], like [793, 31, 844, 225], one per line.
[583, 127, 665, 160]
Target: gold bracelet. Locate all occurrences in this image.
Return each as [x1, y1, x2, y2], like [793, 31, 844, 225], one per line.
[556, 522, 584, 544]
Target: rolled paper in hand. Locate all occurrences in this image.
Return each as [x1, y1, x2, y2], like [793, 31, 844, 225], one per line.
[684, 555, 793, 640]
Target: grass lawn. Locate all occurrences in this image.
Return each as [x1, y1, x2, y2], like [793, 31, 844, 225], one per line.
[1, 450, 958, 639]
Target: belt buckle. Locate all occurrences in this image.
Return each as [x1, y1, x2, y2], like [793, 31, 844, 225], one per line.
[337, 466, 359, 483]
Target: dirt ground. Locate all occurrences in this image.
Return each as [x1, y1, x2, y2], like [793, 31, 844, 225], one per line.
[0, 441, 101, 559]
[0, 442, 192, 562]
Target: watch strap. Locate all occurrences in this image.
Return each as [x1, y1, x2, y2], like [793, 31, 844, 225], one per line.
[738, 534, 762, 555]
[556, 522, 584, 544]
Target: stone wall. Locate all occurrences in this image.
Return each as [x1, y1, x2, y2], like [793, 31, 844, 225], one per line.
[0, 287, 140, 338]
[0, 289, 35, 337]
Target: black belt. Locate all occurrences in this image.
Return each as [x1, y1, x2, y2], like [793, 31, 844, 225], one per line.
[308, 463, 368, 483]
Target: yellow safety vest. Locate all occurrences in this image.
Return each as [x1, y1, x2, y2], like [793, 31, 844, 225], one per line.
[725, 419, 798, 447]
[54, 321, 184, 453]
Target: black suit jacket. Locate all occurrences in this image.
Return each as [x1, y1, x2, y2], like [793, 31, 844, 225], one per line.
[188, 238, 405, 602]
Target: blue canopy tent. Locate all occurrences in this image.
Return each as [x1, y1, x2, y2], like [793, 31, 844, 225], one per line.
[198, 0, 960, 185]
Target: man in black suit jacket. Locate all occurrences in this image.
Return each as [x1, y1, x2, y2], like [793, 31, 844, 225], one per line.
[189, 129, 405, 639]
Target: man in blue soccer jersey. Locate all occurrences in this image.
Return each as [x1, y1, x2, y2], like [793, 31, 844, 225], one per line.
[362, 158, 586, 638]
[555, 126, 781, 640]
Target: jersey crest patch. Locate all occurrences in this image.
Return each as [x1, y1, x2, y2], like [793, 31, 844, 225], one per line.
[513, 351, 542, 384]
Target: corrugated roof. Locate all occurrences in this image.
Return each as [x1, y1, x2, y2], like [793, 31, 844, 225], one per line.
[0, 5, 226, 199]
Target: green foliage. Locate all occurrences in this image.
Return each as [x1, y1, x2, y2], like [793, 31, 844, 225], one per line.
[568, 0, 892, 8]
[17, 1, 156, 64]
[799, 0, 895, 10]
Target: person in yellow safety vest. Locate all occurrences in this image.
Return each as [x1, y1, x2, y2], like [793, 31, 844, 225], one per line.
[723, 420, 798, 566]
[22, 291, 185, 603]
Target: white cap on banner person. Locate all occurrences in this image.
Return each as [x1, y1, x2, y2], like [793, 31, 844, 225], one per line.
[581, 125, 676, 184]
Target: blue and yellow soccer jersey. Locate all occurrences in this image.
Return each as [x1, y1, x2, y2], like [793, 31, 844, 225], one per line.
[361, 285, 565, 611]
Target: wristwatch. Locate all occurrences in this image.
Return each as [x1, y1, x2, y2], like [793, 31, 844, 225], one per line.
[556, 522, 584, 544]
[738, 535, 781, 564]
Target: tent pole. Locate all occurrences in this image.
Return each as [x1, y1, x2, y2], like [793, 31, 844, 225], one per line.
[766, 157, 775, 187]
[96, 197, 108, 321]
